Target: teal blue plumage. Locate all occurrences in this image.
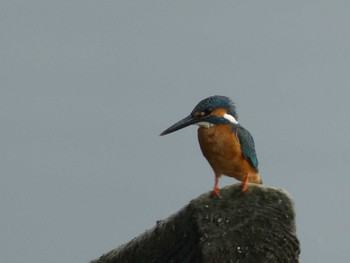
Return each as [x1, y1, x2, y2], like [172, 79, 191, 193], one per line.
[234, 124, 259, 169]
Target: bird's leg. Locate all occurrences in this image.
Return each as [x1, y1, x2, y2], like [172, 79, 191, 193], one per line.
[241, 173, 249, 192]
[212, 175, 221, 197]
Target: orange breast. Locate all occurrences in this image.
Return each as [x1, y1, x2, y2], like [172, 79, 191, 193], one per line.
[197, 124, 259, 183]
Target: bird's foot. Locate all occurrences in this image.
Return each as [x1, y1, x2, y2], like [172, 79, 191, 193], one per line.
[211, 187, 222, 198]
[241, 174, 249, 192]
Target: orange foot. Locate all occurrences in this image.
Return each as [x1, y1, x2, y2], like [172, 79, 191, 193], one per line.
[241, 173, 249, 192]
[211, 186, 222, 198]
[211, 176, 222, 198]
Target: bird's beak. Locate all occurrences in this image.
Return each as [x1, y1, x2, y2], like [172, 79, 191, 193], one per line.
[160, 115, 203, 136]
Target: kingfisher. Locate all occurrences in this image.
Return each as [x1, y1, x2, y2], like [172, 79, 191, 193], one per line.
[160, 95, 262, 197]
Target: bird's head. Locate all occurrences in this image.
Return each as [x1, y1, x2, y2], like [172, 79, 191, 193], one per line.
[160, 95, 239, 136]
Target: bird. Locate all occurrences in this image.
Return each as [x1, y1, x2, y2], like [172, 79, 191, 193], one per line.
[160, 95, 262, 197]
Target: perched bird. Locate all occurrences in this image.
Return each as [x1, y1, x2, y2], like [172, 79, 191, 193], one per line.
[160, 95, 262, 197]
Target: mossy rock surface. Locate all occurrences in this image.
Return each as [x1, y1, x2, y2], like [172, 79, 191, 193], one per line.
[91, 184, 300, 263]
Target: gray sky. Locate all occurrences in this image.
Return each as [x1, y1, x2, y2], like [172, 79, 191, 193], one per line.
[1, 1, 350, 262]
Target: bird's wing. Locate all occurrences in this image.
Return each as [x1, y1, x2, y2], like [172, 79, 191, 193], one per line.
[235, 125, 259, 169]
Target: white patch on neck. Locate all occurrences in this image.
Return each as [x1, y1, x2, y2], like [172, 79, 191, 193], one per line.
[223, 113, 238, 124]
[195, 122, 214, 128]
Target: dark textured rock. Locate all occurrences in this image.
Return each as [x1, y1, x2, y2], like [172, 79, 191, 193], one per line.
[91, 184, 300, 263]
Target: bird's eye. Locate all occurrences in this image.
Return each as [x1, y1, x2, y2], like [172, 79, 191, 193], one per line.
[200, 108, 212, 116]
